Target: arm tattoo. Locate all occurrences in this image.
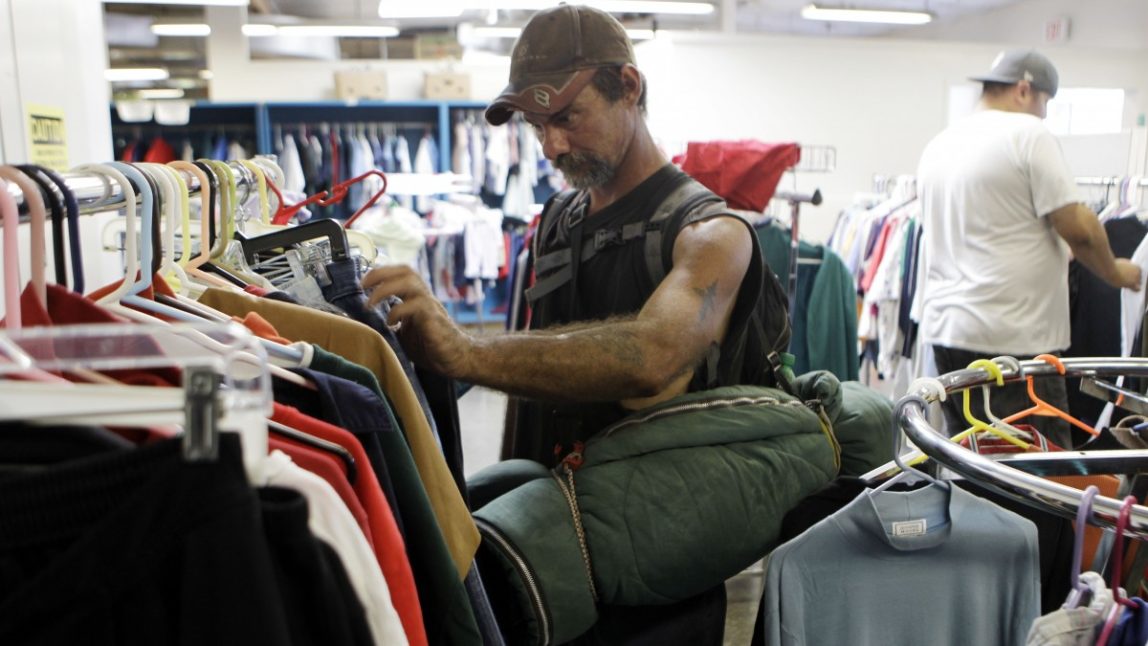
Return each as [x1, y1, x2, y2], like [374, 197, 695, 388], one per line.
[694, 280, 719, 324]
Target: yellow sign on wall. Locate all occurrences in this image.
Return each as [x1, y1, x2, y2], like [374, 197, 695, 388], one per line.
[25, 104, 68, 171]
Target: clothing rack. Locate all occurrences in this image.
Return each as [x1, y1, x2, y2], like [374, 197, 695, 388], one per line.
[2, 159, 267, 218]
[898, 357, 1148, 538]
[773, 188, 823, 327]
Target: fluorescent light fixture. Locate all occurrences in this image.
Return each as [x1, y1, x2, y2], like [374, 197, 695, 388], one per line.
[242, 24, 279, 36]
[801, 4, 931, 25]
[151, 23, 212, 37]
[473, 26, 655, 39]
[276, 24, 400, 37]
[105, 67, 171, 82]
[138, 88, 186, 99]
[495, 0, 712, 14]
[106, 0, 248, 5]
[378, 2, 464, 18]
[244, 24, 400, 37]
[198, 69, 215, 80]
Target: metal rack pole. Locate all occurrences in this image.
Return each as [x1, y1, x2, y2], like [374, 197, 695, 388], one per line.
[899, 357, 1148, 539]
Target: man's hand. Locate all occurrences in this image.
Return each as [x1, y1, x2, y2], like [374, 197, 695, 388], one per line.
[1113, 258, 1143, 291]
[362, 265, 474, 377]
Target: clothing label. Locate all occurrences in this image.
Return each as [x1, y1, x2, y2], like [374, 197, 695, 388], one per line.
[892, 519, 927, 537]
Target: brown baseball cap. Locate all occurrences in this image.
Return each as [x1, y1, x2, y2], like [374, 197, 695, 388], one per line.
[484, 4, 636, 126]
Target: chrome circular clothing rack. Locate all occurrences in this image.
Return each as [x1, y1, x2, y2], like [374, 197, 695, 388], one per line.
[898, 357, 1148, 539]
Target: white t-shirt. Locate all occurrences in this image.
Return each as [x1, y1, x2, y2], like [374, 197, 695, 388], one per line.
[917, 109, 1081, 354]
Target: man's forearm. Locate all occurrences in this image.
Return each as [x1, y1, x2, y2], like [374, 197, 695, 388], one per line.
[1068, 219, 1123, 286]
[458, 318, 686, 402]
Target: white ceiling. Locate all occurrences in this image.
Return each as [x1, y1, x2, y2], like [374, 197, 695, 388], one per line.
[260, 0, 1032, 37]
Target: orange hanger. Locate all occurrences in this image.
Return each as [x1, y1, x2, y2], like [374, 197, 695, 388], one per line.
[1001, 354, 1098, 437]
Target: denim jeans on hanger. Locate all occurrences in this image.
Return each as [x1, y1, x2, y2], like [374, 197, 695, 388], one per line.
[320, 257, 471, 494]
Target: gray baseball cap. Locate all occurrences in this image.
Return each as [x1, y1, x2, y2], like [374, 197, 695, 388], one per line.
[970, 49, 1059, 97]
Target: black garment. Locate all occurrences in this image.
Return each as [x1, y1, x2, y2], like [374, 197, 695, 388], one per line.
[566, 584, 728, 646]
[0, 435, 293, 645]
[1066, 216, 1148, 425]
[513, 163, 774, 466]
[258, 486, 374, 646]
[932, 345, 1072, 449]
[275, 370, 483, 646]
[0, 422, 132, 470]
[502, 163, 736, 644]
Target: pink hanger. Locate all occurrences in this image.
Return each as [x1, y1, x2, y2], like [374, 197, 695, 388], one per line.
[0, 179, 21, 330]
[1095, 495, 1140, 645]
[0, 166, 47, 304]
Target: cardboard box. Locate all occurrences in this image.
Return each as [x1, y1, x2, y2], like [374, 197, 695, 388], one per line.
[335, 70, 388, 101]
[424, 72, 471, 100]
[415, 33, 463, 60]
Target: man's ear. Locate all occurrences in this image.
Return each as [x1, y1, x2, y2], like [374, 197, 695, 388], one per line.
[1014, 79, 1034, 104]
[620, 64, 643, 106]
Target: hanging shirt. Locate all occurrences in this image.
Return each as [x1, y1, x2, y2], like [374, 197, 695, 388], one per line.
[260, 449, 410, 646]
[761, 483, 1040, 646]
[281, 132, 307, 194]
[414, 134, 436, 214]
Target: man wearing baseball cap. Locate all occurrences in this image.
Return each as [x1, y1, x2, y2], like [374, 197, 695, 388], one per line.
[917, 49, 1141, 446]
[364, 4, 777, 643]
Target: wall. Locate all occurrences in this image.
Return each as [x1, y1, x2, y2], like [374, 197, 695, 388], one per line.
[0, 0, 112, 166]
[638, 33, 1148, 242]
[882, 0, 1148, 52]
[0, 0, 118, 318]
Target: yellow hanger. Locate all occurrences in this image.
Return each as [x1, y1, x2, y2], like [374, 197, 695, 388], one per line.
[953, 358, 1031, 449]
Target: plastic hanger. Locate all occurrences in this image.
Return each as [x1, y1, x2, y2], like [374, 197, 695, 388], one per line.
[1065, 485, 1101, 609]
[955, 358, 1031, 449]
[34, 167, 84, 293]
[1095, 495, 1140, 646]
[0, 179, 22, 329]
[872, 381, 944, 493]
[872, 393, 941, 493]
[1003, 354, 1099, 437]
[201, 160, 237, 260]
[237, 217, 351, 265]
[238, 160, 270, 226]
[72, 164, 139, 305]
[138, 164, 190, 294]
[15, 165, 67, 287]
[106, 162, 156, 298]
[168, 161, 234, 291]
[0, 166, 47, 304]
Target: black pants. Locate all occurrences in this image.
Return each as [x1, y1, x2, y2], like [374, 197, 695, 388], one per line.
[932, 345, 1073, 449]
[565, 585, 727, 646]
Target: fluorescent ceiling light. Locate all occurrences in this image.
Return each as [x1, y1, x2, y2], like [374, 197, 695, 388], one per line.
[378, 2, 464, 18]
[106, 0, 248, 5]
[801, 4, 931, 25]
[138, 88, 186, 99]
[105, 67, 171, 82]
[244, 24, 400, 37]
[151, 23, 212, 37]
[378, 0, 711, 18]
[242, 24, 278, 36]
[473, 26, 655, 39]
[460, 0, 712, 15]
[198, 69, 215, 80]
[276, 25, 400, 37]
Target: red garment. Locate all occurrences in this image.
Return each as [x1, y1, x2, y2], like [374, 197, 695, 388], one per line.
[272, 403, 427, 646]
[268, 435, 374, 547]
[678, 140, 801, 212]
[143, 137, 177, 164]
[857, 217, 897, 295]
[244, 284, 271, 297]
[235, 311, 293, 345]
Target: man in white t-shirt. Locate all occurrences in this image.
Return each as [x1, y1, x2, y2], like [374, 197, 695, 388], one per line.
[917, 49, 1141, 447]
